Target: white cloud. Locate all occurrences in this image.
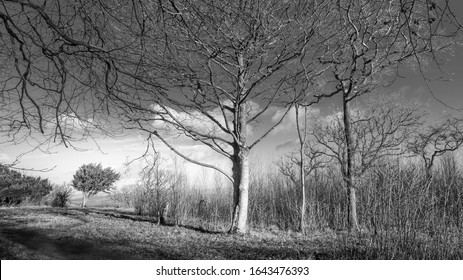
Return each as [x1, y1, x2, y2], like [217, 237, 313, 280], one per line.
[151, 104, 230, 138]
[275, 139, 298, 151]
[43, 112, 95, 135]
[0, 153, 11, 162]
[271, 106, 321, 135]
[119, 141, 232, 188]
[150, 100, 263, 140]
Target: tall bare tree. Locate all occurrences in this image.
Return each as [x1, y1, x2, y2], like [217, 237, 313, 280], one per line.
[310, 0, 461, 231]
[312, 95, 425, 229]
[295, 104, 310, 233]
[277, 132, 328, 233]
[135, 1, 339, 233]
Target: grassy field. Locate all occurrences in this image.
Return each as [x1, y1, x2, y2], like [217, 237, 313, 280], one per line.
[68, 195, 121, 208]
[0, 206, 381, 260]
[1, 204, 462, 260]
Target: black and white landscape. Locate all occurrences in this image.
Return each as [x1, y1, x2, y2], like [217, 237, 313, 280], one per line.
[1, 0, 463, 260]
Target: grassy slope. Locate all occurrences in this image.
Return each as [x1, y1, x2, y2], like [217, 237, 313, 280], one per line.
[68, 193, 121, 208]
[0, 207, 346, 260]
[1, 206, 461, 260]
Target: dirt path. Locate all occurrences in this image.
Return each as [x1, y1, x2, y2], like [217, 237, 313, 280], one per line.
[0, 227, 129, 259]
[0, 208, 135, 259]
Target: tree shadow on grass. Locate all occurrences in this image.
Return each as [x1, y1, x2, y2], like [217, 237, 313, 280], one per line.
[65, 207, 224, 235]
[0, 227, 184, 259]
[1, 207, 361, 259]
[163, 223, 224, 235]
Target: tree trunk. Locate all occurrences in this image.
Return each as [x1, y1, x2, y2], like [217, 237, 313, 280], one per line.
[300, 146, 307, 233]
[347, 183, 359, 231]
[295, 104, 308, 233]
[229, 146, 250, 234]
[424, 160, 433, 183]
[229, 52, 250, 234]
[342, 92, 360, 232]
[159, 202, 169, 225]
[81, 193, 88, 207]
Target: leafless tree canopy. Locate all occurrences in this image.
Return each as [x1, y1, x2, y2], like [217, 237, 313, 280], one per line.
[313, 95, 426, 178]
[313, 0, 461, 101]
[408, 116, 463, 176]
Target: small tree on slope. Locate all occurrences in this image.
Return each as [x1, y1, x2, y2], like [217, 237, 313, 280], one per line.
[72, 163, 120, 207]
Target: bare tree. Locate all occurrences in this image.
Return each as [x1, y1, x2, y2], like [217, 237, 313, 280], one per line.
[134, 152, 178, 225]
[312, 95, 425, 230]
[277, 103, 330, 233]
[408, 116, 463, 180]
[136, 1, 340, 233]
[295, 104, 310, 233]
[277, 135, 329, 233]
[309, 0, 461, 231]
[110, 185, 136, 208]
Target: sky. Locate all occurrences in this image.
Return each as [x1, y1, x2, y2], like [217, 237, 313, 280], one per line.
[1, 1, 463, 188]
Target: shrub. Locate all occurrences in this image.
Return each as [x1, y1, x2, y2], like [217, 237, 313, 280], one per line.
[110, 185, 135, 208]
[50, 184, 74, 207]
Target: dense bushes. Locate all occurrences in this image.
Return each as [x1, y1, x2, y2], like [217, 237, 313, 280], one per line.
[116, 152, 462, 258]
[0, 165, 52, 205]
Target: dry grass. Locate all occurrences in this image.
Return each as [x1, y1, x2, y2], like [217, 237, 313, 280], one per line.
[1, 206, 461, 259]
[0, 207, 330, 260]
[68, 194, 120, 208]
